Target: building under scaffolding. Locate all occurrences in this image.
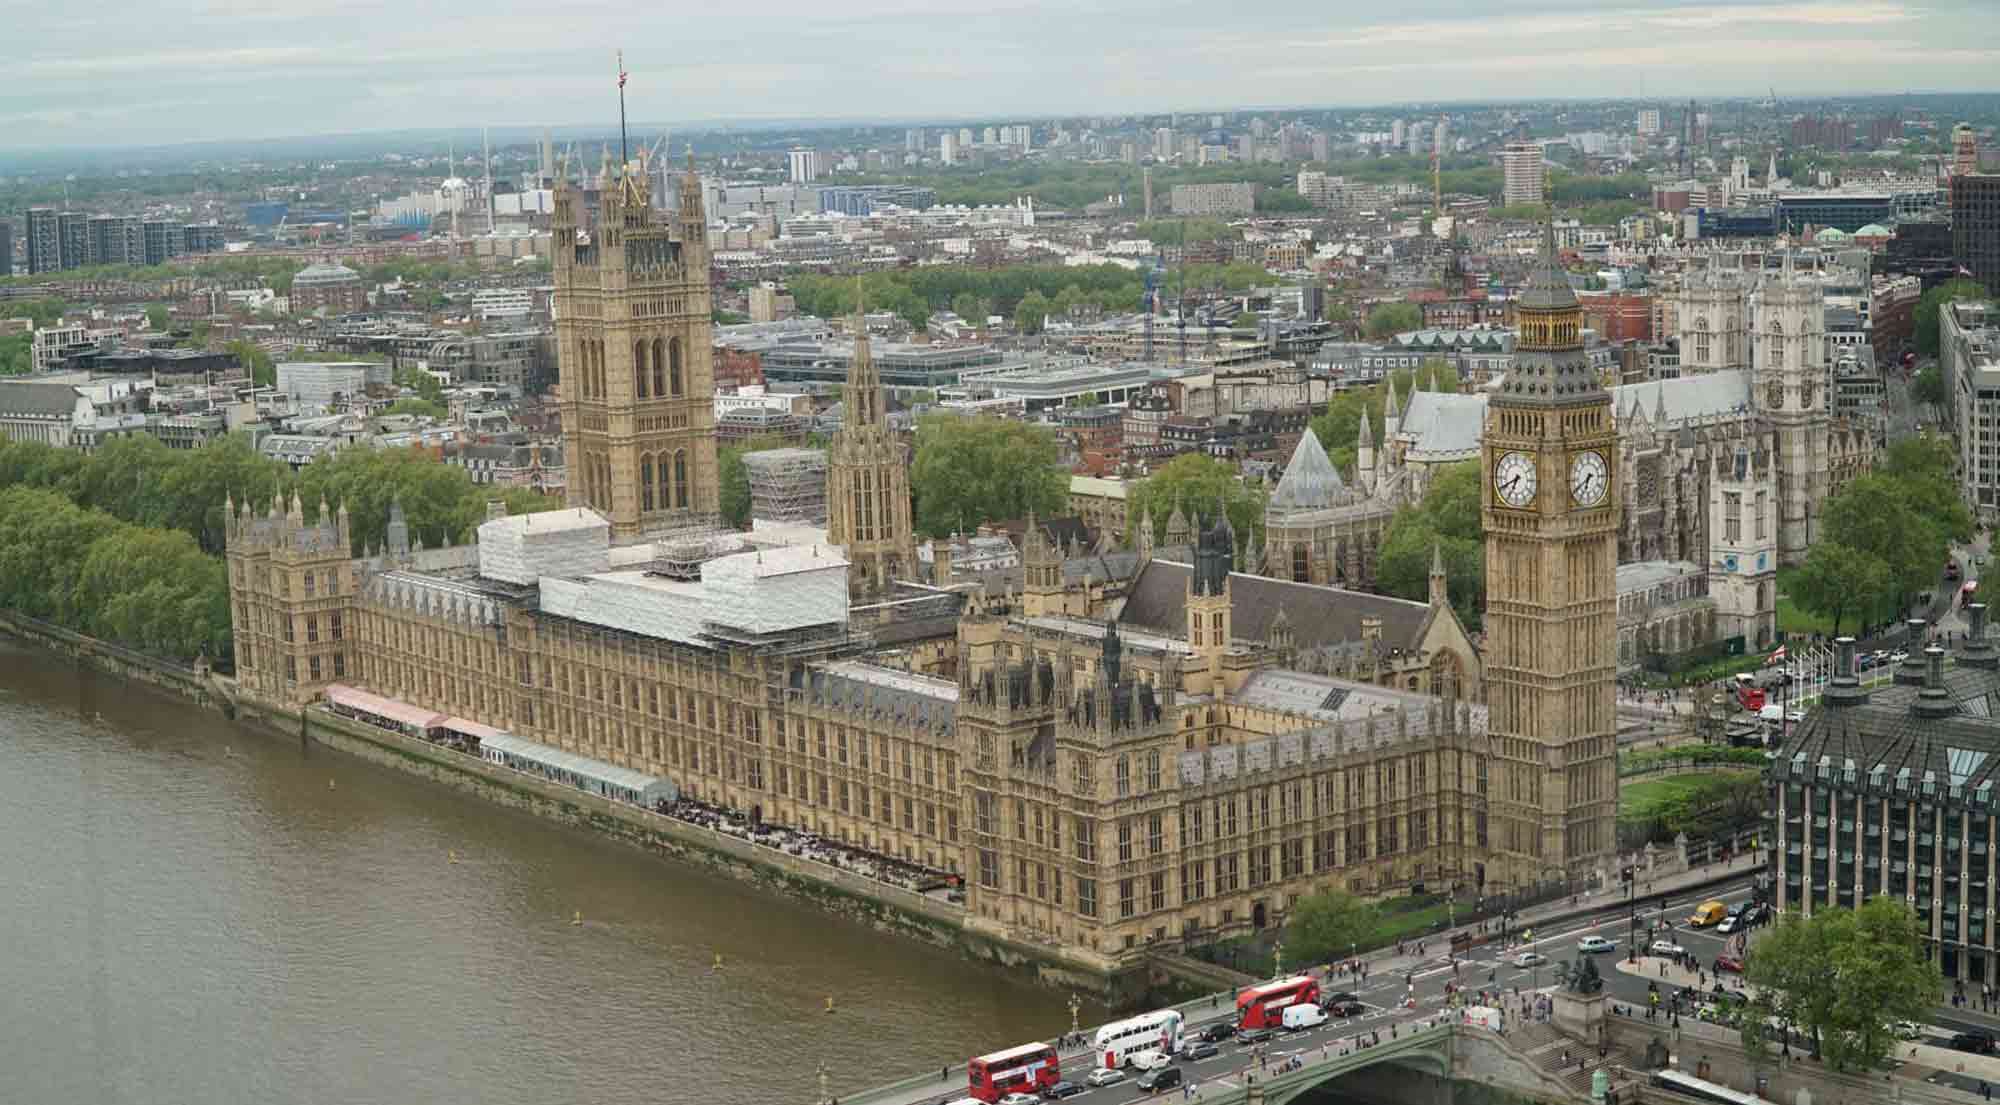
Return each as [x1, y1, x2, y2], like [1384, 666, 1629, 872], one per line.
[744, 448, 828, 525]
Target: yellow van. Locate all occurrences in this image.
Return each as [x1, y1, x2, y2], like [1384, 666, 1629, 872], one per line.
[1688, 900, 1728, 927]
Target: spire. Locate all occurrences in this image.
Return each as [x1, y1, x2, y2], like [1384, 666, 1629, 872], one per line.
[846, 278, 883, 430]
[1429, 541, 1449, 606]
[1357, 405, 1373, 450]
[1654, 382, 1668, 424]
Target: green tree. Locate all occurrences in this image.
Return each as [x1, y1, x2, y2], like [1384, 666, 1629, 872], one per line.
[1915, 278, 1988, 358]
[498, 487, 566, 516]
[1309, 360, 1461, 476]
[1789, 542, 1889, 637]
[1820, 474, 1944, 610]
[383, 398, 447, 420]
[226, 339, 275, 388]
[950, 293, 989, 323]
[0, 333, 30, 376]
[1374, 461, 1484, 629]
[1015, 289, 1051, 335]
[1281, 888, 1382, 966]
[1878, 435, 1973, 546]
[1911, 363, 1944, 408]
[1127, 453, 1266, 553]
[717, 434, 791, 530]
[292, 446, 486, 554]
[145, 304, 170, 331]
[1364, 302, 1422, 339]
[909, 416, 1067, 538]
[1255, 189, 1316, 214]
[1744, 897, 1942, 1072]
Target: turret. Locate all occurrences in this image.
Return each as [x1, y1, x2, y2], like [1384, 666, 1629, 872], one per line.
[1356, 407, 1376, 492]
[1429, 541, 1448, 607]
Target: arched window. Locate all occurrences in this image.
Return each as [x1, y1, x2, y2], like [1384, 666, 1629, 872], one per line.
[673, 450, 688, 509]
[652, 338, 666, 399]
[1292, 546, 1309, 582]
[635, 340, 649, 399]
[668, 337, 683, 396]
[641, 454, 656, 511]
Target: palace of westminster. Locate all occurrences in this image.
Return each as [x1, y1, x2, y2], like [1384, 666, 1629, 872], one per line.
[224, 157, 1626, 968]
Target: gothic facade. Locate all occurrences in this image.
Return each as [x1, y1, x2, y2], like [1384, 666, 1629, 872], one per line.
[1258, 399, 1410, 591]
[825, 303, 916, 596]
[553, 155, 719, 538]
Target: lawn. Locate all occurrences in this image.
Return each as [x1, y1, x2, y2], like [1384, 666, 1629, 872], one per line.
[1621, 771, 1759, 821]
[1775, 566, 1838, 638]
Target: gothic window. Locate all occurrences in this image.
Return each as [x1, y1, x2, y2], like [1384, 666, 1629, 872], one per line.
[1291, 546, 1309, 582]
[641, 455, 656, 511]
[1755, 491, 1767, 541]
[1693, 317, 1711, 363]
[651, 338, 666, 398]
[1724, 492, 1742, 543]
[634, 340, 649, 398]
[1766, 378, 1783, 409]
[668, 337, 684, 396]
[673, 450, 689, 509]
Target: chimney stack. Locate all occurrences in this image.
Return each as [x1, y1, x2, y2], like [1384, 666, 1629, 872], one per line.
[1894, 619, 1930, 685]
[1963, 603, 1997, 670]
[1915, 645, 1957, 718]
[1824, 635, 1869, 707]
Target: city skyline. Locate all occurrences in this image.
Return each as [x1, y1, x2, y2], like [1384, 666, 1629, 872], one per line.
[7, 0, 2000, 150]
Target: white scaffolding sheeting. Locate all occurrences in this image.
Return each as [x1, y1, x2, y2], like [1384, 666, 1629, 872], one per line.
[701, 546, 848, 634]
[743, 447, 827, 524]
[478, 507, 610, 584]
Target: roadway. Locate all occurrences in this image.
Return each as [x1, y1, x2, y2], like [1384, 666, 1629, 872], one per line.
[860, 876, 1776, 1105]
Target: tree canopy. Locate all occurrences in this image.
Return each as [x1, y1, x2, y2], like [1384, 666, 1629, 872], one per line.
[1375, 460, 1484, 630]
[1911, 363, 1944, 409]
[1792, 435, 1970, 633]
[909, 415, 1068, 538]
[1364, 303, 1423, 340]
[1282, 888, 1382, 966]
[1915, 278, 1988, 358]
[1742, 896, 1942, 1072]
[1127, 452, 1266, 554]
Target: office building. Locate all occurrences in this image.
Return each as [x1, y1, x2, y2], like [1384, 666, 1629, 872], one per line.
[1954, 174, 2000, 295]
[1637, 108, 1661, 135]
[1501, 143, 1545, 206]
[788, 148, 819, 184]
[276, 360, 392, 407]
[939, 132, 958, 166]
[0, 220, 11, 278]
[25, 208, 58, 274]
[1772, 627, 2000, 987]
[1942, 300, 2000, 519]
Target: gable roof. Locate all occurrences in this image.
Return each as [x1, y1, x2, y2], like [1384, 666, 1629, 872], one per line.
[1120, 559, 1431, 652]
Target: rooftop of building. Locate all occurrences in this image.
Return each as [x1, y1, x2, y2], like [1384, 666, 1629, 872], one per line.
[1616, 559, 1705, 594]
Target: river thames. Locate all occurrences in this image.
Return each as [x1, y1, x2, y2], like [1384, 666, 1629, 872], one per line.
[0, 640, 1091, 1105]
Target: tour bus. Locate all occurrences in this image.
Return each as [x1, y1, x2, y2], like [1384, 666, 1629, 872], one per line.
[966, 1041, 1061, 1103]
[1092, 1009, 1185, 1069]
[1235, 975, 1322, 1030]
[1651, 1069, 1765, 1104]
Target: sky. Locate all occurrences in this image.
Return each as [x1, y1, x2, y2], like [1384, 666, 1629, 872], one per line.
[6, 0, 2000, 150]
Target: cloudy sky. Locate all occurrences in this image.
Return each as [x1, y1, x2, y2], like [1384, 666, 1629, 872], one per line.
[7, 0, 2000, 149]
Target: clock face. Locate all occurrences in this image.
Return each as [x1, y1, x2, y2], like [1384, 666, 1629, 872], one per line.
[1570, 450, 1609, 507]
[1494, 451, 1537, 508]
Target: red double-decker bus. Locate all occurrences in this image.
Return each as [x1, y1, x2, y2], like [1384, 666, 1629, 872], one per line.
[1236, 975, 1321, 1029]
[966, 1041, 1060, 1102]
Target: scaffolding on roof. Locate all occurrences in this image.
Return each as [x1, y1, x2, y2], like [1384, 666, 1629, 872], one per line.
[743, 447, 828, 525]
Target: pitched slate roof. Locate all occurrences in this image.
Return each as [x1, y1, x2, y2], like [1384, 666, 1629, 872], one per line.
[1120, 559, 1431, 652]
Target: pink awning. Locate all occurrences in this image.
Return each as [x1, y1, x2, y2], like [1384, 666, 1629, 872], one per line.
[439, 716, 505, 741]
[326, 684, 445, 730]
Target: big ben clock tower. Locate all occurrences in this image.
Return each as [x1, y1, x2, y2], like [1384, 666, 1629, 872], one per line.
[1481, 219, 1619, 893]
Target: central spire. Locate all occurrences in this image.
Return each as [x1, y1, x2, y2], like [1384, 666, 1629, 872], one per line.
[847, 276, 883, 429]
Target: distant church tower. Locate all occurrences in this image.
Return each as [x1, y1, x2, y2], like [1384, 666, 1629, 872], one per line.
[1672, 254, 1749, 375]
[1708, 443, 1777, 650]
[825, 293, 915, 595]
[1752, 254, 1827, 564]
[1480, 219, 1620, 892]
[551, 150, 718, 538]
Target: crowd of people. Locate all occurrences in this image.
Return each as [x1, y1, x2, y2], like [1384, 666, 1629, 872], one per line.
[651, 796, 957, 896]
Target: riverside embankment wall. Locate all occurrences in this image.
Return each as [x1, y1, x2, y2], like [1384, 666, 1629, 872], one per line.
[0, 611, 1158, 1004]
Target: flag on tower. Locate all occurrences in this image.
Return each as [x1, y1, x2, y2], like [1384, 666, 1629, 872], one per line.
[618, 68, 627, 89]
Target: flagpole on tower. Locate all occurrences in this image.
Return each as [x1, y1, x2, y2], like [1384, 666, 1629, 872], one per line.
[617, 50, 630, 169]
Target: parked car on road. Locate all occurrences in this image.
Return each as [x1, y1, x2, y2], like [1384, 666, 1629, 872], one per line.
[1577, 936, 1617, 954]
[1001, 1093, 1042, 1105]
[1234, 1026, 1276, 1046]
[1950, 1031, 1997, 1055]
[1713, 955, 1745, 974]
[1136, 1067, 1183, 1094]
[1085, 1067, 1127, 1087]
[1894, 1022, 1923, 1042]
[1649, 940, 1687, 958]
[1324, 999, 1365, 1017]
[1513, 951, 1548, 967]
[1178, 1041, 1219, 1062]
[1195, 1022, 1233, 1043]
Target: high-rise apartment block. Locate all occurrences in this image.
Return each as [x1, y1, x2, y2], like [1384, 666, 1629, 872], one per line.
[787, 148, 819, 184]
[1502, 143, 1545, 206]
[1169, 182, 1254, 217]
[1636, 108, 1661, 135]
[57, 212, 87, 270]
[24, 208, 58, 274]
[0, 220, 11, 278]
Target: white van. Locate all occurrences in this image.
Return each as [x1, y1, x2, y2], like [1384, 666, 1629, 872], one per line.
[1128, 1048, 1172, 1072]
[1281, 1003, 1328, 1031]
